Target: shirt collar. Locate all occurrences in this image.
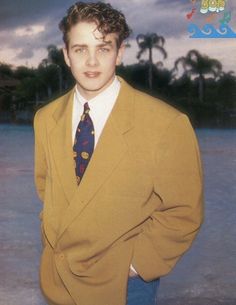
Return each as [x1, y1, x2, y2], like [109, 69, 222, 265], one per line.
[75, 76, 120, 110]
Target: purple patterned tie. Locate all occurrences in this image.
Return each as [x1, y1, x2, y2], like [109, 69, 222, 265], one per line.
[73, 102, 95, 185]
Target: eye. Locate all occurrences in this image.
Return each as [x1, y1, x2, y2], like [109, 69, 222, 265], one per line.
[75, 48, 87, 54]
[98, 47, 110, 53]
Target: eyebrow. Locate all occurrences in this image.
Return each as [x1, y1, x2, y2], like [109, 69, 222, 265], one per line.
[71, 41, 113, 49]
[71, 44, 87, 49]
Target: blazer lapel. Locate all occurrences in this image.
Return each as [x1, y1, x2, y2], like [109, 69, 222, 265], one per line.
[49, 89, 78, 203]
[57, 79, 135, 239]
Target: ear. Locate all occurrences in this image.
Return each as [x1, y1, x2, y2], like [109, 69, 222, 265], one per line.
[116, 43, 125, 66]
[62, 47, 71, 68]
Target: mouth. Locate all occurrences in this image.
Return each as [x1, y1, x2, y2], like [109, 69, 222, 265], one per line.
[84, 72, 101, 78]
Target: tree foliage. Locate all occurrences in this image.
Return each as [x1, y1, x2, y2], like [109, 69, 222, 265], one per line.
[173, 49, 222, 102]
[136, 33, 167, 90]
[0, 45, 235, 127]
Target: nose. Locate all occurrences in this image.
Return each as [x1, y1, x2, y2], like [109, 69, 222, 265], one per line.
[86, 51, 98, 67]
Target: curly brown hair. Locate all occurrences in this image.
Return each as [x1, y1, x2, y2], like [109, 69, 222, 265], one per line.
[59, 1, 131, 49]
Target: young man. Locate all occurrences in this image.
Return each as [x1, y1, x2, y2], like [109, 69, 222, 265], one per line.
[34, 2, 204, 305]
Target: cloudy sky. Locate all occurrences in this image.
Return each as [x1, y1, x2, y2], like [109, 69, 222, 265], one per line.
[0, 0, 236, 74]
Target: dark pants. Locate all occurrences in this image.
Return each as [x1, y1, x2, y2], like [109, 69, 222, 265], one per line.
[126, 276, 160, 305]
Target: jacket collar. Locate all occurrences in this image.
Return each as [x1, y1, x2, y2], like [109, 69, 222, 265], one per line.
[49, 78, 135, 239]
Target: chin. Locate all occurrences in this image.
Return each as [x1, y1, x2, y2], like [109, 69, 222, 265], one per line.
[80, 80, 106, 91]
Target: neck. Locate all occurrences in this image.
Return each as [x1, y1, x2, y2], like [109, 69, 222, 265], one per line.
[76, 75, 116, 100]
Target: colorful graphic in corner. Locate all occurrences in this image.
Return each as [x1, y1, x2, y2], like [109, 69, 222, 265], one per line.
[200, 0, 226, 13]
[186, 0, 236, 38]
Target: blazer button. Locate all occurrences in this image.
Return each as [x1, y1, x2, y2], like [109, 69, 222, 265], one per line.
[59, 253, 65, 260]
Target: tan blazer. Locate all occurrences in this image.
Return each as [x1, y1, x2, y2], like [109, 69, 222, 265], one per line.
[34, 77, 204, 305]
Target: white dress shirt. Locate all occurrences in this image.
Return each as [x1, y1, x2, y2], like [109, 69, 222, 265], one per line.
[72, 77, 120, 145]
[72, 76, 138, 275]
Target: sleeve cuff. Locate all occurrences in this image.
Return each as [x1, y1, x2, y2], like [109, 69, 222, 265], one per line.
[130, 264, 138, 274]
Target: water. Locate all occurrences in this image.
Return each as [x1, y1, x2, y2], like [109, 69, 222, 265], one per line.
[0, 125, 44, 305]
[158, 129, 236, 304]
[0, 125, 235, 305]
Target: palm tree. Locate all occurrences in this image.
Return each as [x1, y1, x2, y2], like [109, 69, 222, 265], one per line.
[217, 71, 236, 110]
[46, 44, 74, 91]
[173, 50, 222, 102]
[0, 63, 14, 79]
[37, 62, 59, 99]
[136, 33, 167, 90]
[47, 45, 64, 92]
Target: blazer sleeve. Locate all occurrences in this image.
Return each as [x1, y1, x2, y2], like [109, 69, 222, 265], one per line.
[131, 114, 204, 281]
[34, 109, 47, 203]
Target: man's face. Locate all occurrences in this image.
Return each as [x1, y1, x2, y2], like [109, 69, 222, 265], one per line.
[63, 22, 124, 100]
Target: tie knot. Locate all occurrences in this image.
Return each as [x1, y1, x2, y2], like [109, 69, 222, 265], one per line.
[80, 102, 90, 121]
[84, 102, 90, 114]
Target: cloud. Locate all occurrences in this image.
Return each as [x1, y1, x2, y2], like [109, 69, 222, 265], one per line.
[15, 48, 34, 60]
[0, 0, 235, 73]
[0, 0, 77, 30]
[111, 0, 188, 38]
[0, 1, 85, 63]
[15, 25, 45, 37]
[0, 18, 62, 62]
[122, 35, 236, 75]
[164, 35, 236, 74]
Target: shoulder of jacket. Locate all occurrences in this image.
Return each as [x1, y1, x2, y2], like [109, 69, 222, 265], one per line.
[119, 76, 182, 119]
[35, 89, 73, 121]
[132, 88, 184, 127]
